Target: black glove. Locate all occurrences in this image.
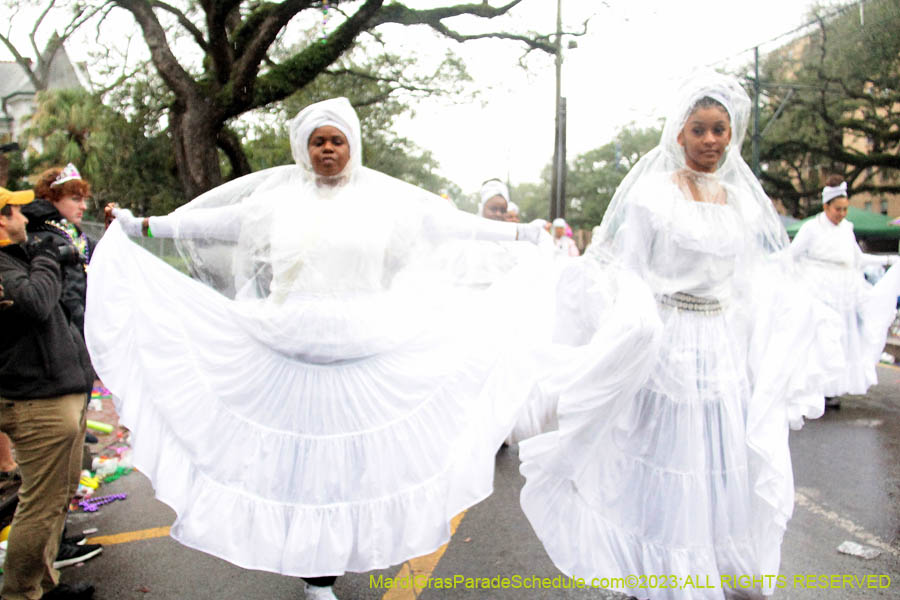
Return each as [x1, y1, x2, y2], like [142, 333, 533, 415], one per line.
[25, 236, 61, 262]
[0, 279, 12, 310]
[56, 244, 83, 266]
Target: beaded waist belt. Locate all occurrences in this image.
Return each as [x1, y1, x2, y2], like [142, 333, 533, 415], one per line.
[657, 292, 723, 314]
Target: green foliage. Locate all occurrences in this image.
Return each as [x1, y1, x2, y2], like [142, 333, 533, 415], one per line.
[515, 123, 661, 229]
[564, 123, 661, 230]
[26, 88, 183, 218]
[511, 172, 550, 222]
[754, 0, 900, 216]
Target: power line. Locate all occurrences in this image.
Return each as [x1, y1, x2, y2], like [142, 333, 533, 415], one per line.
[705, 0, 865, 70]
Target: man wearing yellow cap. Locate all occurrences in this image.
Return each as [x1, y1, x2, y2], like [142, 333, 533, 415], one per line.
[0, 187, 97, 600]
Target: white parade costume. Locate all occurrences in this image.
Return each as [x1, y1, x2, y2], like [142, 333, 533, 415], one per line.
[84, 98, 546, 578]
[518, 73, 842, 599]
[789, 209, 900, 396]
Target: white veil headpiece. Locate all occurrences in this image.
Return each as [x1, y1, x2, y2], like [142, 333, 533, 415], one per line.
[587, 70, 788, 261]
[166, 97, 466, 302]
[169, 98, 367, 297]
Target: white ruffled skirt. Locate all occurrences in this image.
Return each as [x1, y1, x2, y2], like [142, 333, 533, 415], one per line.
[797, 261, 900, 396]
[519, 259, 840, 600]
[85, 224, 541, 577]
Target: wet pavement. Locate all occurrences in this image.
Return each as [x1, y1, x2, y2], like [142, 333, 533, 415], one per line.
[3, 367, 899, 599]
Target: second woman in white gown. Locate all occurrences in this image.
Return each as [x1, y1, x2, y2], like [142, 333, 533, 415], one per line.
[519, 72, 842, 600]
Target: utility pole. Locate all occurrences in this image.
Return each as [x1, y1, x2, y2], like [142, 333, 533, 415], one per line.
[549, 0, 566, 221]
[752, 46, 761, 177]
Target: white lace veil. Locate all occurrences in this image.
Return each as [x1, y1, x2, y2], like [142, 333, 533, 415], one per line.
[587, 71, 788, 263]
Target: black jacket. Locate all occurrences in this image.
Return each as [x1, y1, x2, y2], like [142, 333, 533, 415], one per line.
[0, 243, 94, 400]
[21, 198, 96, 334]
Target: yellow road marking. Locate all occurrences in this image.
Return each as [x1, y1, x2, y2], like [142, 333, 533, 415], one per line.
[87, 526, 171, 545]
[382, 511, 467, 600]
[85, 509, 467, 598]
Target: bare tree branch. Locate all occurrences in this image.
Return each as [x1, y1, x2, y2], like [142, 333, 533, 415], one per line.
[30, 0, 57, 60]
[0, 32, 41, 90]
[150, 1, 209, 52]
[231, 0, 317, 96]
[369, 0, 556, 54]
[243, 0, 385, 116]
[114, 0, 200, 101]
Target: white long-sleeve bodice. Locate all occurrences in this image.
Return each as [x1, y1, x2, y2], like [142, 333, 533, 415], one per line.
[789, 212, 861, 269]
[614, 174, 746, 302]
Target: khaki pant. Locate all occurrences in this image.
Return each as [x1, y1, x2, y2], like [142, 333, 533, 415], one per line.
[0, 393, 86, 600]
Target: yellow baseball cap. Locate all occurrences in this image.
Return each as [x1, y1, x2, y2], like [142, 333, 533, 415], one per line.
[0, 187, 34, 211]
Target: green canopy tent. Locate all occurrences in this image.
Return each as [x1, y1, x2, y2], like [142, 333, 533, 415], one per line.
[785, 207, 900, 240]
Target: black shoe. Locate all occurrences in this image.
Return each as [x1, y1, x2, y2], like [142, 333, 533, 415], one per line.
[84, 433, 99, 444]
[825, 396, 841, 410]
[54, 542, 102, 568]
[42, 582, 95, 599]
[62, 532, 87, 546]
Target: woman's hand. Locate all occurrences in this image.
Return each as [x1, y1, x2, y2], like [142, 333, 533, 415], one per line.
[104, 203, 117, 230]
[516, 221, 550, 245]
[110, 207, 144, 237]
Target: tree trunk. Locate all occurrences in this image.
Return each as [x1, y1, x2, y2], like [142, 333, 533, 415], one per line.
[170, 102, 225, 200]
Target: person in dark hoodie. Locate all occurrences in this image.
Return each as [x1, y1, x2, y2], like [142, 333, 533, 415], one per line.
[22, 164, 95, 335]
[0, 186, 98, 599]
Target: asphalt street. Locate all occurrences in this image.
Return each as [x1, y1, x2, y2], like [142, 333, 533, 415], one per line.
[17, 366, 900, 600]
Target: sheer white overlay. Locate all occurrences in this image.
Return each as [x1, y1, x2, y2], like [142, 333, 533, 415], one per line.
[85, 98, 549, 576]
[518, 72, 842, 599]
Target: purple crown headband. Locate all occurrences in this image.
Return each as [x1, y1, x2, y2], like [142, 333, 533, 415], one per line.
[51, 163, 83, 187]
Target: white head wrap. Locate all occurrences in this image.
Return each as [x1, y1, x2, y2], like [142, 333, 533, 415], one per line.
[552, 217, 567, 228]
[822, 181, 848, 204]
[288, 97, 362, 185]
[478, 180, 510, 216]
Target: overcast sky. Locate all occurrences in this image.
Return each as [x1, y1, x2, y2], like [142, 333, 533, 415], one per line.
[3, 0, 830, 196]
[390, 0, 825, 196]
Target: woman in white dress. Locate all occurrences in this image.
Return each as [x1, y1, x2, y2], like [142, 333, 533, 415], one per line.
[789, 175, 900, 406]
[87, 97, 544, 599]
[518, 72, 842, 599]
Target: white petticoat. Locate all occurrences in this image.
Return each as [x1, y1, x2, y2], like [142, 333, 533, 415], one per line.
[85, 224, 542, 577]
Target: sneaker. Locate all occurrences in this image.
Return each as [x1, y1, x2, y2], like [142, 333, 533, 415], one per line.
[304, 583, 338, 600]
[54, 542, 102, 569]
[42, 582, 95, 599]
[62, 532, 87, 546]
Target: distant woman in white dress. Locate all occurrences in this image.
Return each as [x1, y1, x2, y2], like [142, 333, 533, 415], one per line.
[88, 97, 544, 599]
[789, 175, 900, 406]
[519, 72, 842, 600]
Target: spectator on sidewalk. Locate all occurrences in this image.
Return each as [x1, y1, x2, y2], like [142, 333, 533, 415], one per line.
[0, 186, 100, 600]
[23, 164, 96, 336]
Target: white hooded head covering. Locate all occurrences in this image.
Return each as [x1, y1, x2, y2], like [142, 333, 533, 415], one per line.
[167, 97, 472, 302]
[289, 97, 363, 185]
[587, 70, 788, 262]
